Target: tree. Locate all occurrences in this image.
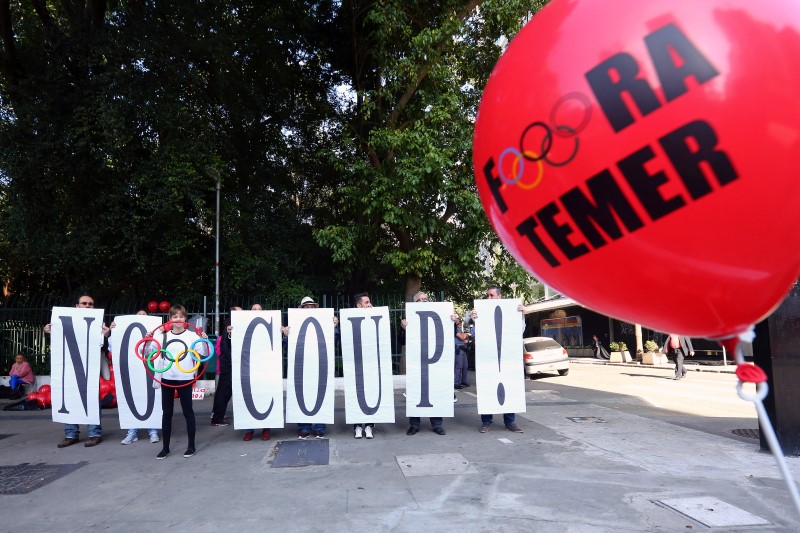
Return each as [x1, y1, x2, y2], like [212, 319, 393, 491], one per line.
[0, 1, 340, 304]
[315, 0, 546, 302]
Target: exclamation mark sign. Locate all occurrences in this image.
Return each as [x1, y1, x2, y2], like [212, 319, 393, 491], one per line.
[495, 305, 505, 405]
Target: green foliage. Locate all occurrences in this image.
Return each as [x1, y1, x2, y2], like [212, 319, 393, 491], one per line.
[0, 0, 551, 304]
[609, 341, 628, 352]
[644, 340, 659, 353]
[315, 0, 547, 300]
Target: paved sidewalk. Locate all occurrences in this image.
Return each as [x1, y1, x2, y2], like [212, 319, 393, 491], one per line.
[1, 372, 798, 532]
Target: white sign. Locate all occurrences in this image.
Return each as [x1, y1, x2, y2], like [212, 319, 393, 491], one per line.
[50, 307, 105, 425]
[474, 298, 526, 415]
[111, 314, 163, 429]
[285, 308, 336, 424]
[340, 307, 395, 424]
[231, 310, 285, 429]
[404, 302, 455, 417]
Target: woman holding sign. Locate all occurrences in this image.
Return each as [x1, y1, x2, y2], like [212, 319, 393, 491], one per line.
[146, 304, 209, 460]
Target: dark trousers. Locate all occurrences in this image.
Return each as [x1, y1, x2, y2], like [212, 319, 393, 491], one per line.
[674, 349, 686, 377]
[408, 417, 443, 430]
[454, 348, 469, 386]
[161, 380, 196, 451]
[211, 372, 232, 423]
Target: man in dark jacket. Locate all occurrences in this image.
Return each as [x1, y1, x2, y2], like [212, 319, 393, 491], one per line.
[663, 334, 694, 380]
[211, 306, 241, 426]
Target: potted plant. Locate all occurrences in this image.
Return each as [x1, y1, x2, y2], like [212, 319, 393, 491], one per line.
[642, 340, 668, 365]
[608, 341, 632, 362]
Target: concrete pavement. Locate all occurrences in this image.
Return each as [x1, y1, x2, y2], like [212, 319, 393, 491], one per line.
[1, 363, 798, 532]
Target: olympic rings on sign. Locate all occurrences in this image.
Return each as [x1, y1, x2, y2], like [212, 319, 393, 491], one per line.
[190, 338, 215, 363]
[174, 350, 201, 373]
[498, 91, 592, 190]
[146, 349, 173, 373]
[549, 92, 592, 138]
[134, 337, 160, 362]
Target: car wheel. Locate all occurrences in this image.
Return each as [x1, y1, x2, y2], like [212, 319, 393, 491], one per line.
[557, 369, 570, 376]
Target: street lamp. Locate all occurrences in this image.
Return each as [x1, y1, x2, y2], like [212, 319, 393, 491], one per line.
[207, 167, 221, 337]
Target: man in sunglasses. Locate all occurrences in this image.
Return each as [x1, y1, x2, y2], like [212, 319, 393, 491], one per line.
[44, 293, 110, 448]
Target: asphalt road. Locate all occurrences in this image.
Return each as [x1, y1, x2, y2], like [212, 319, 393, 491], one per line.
[526, 360, 760, 445]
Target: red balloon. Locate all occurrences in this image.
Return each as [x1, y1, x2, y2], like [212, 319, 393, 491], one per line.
[27, 392, 38, 402]
[159, 300, 171, 313]
[99, 380, 112, 397]
[473, 0, 800, 338]
[38, 384, 51, 395]
[35, 393, 47, 408]
[147, 301, 159, 313]
[42, 392, 51, 407]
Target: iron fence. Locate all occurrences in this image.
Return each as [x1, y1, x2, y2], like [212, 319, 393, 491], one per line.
[0, 293, 433, 377]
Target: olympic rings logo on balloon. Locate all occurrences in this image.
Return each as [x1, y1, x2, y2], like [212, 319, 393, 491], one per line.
[497, 92, 593, 190]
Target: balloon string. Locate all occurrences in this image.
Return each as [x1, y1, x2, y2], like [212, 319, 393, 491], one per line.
[729, 338, 800, 517]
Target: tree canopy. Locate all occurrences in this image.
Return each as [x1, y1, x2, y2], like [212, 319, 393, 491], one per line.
[0, 0, 546, 308]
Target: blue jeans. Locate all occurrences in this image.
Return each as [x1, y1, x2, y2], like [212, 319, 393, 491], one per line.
[64, 423, 102, 439]
[127, 428, 158, 438]
[297, 423, 326, 434]
[481, 413, 515, 426]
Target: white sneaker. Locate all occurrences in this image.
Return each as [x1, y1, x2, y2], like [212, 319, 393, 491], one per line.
[365, 426, 373, 439]
[354, 426, 363, 439]
[149, 433, 160, 443]
[121, 433, 138, 445]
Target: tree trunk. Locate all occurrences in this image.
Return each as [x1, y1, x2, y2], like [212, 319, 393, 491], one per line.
[405, 273, 421, 303]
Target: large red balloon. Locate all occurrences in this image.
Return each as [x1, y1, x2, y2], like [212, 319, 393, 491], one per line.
[38, 384, 51, 395]
[159, 300, 171, 313]
[474, 0, 800, 338]
[147, 301, 159, 313]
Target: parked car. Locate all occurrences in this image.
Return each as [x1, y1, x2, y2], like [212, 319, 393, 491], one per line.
[522, 336, 569, 377]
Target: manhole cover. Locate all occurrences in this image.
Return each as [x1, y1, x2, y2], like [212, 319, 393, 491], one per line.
[0, 462, 87, 494]
[732, 428, 759, 439]
[271, 439, 329, 468]
[567, 416, 605, 423]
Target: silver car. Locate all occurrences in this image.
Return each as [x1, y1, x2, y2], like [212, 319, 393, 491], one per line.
[523, 336, 570, 377]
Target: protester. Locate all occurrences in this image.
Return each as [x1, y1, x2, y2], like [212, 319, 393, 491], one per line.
[147, 304, 208, 459]
[111, 310, 160, 445]
[242, 304, 271, 442]
[211, 306, 239, 428]
[453, 315, 469, 389]
[45, 293, 110, 448]
[294, 296, 329, 439]
[475, 286, 524, 434]
[404, 291, 446, 436]
[351, 292, 377, 439]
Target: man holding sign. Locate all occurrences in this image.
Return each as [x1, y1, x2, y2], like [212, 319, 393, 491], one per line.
[474, 286, 525, 434]
[404, 291, 453, 436]
[45, 294, 110, 448]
